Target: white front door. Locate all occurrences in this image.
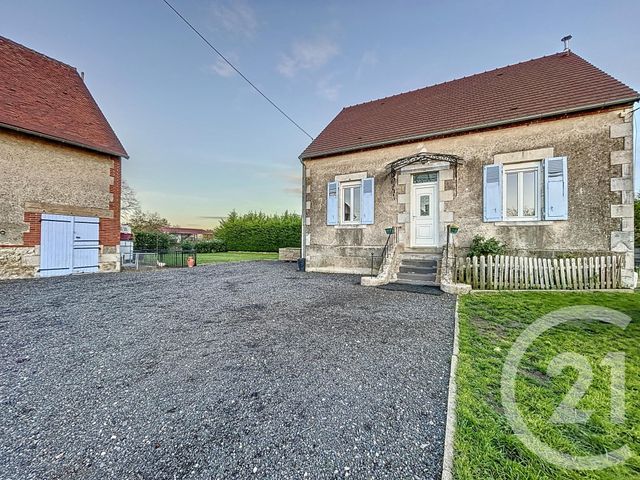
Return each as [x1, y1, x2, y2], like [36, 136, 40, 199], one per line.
[411, 184, 437, 247]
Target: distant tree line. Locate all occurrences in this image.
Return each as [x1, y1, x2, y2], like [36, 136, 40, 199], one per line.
[127, 207, 301, 253]
[214, 211, 301, 252]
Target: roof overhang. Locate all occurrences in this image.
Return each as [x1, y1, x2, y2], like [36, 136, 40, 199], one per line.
[300, 97, 639, 161]
[0, 121, 129, 158]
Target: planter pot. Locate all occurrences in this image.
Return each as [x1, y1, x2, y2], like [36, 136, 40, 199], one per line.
[449, 226, 459, 234]
[385, 227, 395, 235]
[187, 256, 195, 268]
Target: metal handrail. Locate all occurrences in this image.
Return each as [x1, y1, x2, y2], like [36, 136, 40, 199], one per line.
[369, 231, 396, 277]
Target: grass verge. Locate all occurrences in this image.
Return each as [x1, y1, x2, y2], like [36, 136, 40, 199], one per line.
[196, 251, 278, 265]
[454, 292, 640, 479]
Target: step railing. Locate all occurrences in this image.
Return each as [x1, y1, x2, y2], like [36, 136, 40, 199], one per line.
[369, 230, 396, 277]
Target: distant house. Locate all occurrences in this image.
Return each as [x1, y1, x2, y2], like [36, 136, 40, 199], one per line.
[300, 51, 638, 288]
[0, 36, 128, 279]
[160, 227, 214, 243]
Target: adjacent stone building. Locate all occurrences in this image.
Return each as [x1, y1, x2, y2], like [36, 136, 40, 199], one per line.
[300, 51, 638, 288]
[0, 36, 128, 279]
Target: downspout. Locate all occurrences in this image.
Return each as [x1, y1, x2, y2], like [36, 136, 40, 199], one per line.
[300, 157, 306, 260]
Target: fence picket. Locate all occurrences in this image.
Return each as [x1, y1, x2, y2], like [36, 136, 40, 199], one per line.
[471, 256, 478, 289]
[487, 255, 493, 289]
[536, 258, 543, 289]
[479, 255, 486, 290]
[577, 257, 584, 289]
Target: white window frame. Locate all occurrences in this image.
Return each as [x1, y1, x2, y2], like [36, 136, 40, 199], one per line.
[502, 161, 542, 221]
[340, 181, 361, 224]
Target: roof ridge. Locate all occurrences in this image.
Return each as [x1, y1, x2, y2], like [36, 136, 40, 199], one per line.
[343, 51, 568, 110]
[0, 35, 77, 71]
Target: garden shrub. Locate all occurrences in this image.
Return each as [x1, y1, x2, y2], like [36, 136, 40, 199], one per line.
[467, 235, 507, 258]
[214, 211, 301, 252]
[133, 231, 172, 251]
[194, 239, 227, 253]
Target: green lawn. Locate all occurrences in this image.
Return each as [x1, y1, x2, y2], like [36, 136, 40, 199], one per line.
[196, 251, 278, 265]
[455, 292, 640, 479]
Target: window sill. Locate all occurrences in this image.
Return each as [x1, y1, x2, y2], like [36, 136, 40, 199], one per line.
[334, 224, 366, 229]
[493, 220, 555, 226]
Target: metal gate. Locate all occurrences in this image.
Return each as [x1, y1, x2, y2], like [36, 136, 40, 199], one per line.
[40, 214, 100, 277]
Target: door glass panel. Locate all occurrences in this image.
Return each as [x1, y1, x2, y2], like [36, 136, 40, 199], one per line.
[506, 172, 518, 217]
[522, 170, 537, 217]
[420, 195, 430, 216]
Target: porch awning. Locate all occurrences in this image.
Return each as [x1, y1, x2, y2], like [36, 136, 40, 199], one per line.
[385, 152, 464, 174]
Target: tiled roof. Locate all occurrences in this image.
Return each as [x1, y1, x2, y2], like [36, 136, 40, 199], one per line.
[0, 36, 128, 158]
[301, 52, 639, 159]
[160, 227, 213, 235]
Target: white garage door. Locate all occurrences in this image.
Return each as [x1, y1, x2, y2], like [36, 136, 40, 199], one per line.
[40, 214, 100, 277]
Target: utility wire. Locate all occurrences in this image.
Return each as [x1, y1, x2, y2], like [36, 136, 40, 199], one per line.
[162, 0, 314, 140]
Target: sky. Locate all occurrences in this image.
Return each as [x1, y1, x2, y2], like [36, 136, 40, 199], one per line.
[2, 0, 639, 228]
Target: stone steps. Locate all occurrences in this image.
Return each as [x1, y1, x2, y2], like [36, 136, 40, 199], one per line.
[392, 248, 442, 286]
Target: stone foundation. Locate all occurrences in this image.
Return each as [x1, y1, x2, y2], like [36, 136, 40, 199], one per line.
[0, 247, 39, 279]
[0, 245, 120, 279]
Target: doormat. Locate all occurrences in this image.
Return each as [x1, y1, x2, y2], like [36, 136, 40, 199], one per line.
[377, 283, 443, 295]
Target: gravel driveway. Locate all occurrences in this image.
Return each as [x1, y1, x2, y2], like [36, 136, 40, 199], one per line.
[1, 262, 456, 479]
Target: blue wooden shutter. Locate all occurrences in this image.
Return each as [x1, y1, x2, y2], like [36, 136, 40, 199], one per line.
[327, 181, 339, 225]
[483, 164, 503, 221]
[544, 156, 568, 220]
[361, 177, 375, 225]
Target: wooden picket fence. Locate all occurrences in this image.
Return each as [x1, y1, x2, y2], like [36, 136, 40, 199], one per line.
[455, 254, 622, 290]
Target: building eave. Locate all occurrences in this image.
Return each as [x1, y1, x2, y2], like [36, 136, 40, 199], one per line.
[0, 121, 129, 158]
[299, 97, 639, 161]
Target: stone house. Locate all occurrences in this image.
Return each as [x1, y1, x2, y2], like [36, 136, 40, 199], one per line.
[300, 51, 638, 288]
[0, 36, 128, 279]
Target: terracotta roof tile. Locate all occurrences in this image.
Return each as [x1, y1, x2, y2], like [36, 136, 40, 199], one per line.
[301, 52, 639, 159]
[0, 36, 127, 158]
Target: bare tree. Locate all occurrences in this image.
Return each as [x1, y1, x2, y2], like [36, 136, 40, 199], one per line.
[121, 179, 141, 223]
[128, 211, 170, 232]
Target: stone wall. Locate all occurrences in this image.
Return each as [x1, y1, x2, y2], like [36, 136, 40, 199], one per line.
[303, 107, 634, 284]
[0, 128, 121, 278]
[0, 247, 39, 279]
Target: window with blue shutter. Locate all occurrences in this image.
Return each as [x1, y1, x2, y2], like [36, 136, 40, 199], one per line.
[327, 181, 339, 225]
[544, 156, 568, 220]
[360, 177, 375, 224]
[483, 164, 503, 221]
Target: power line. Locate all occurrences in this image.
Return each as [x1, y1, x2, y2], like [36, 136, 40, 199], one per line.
[161, 0, 314, 140]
